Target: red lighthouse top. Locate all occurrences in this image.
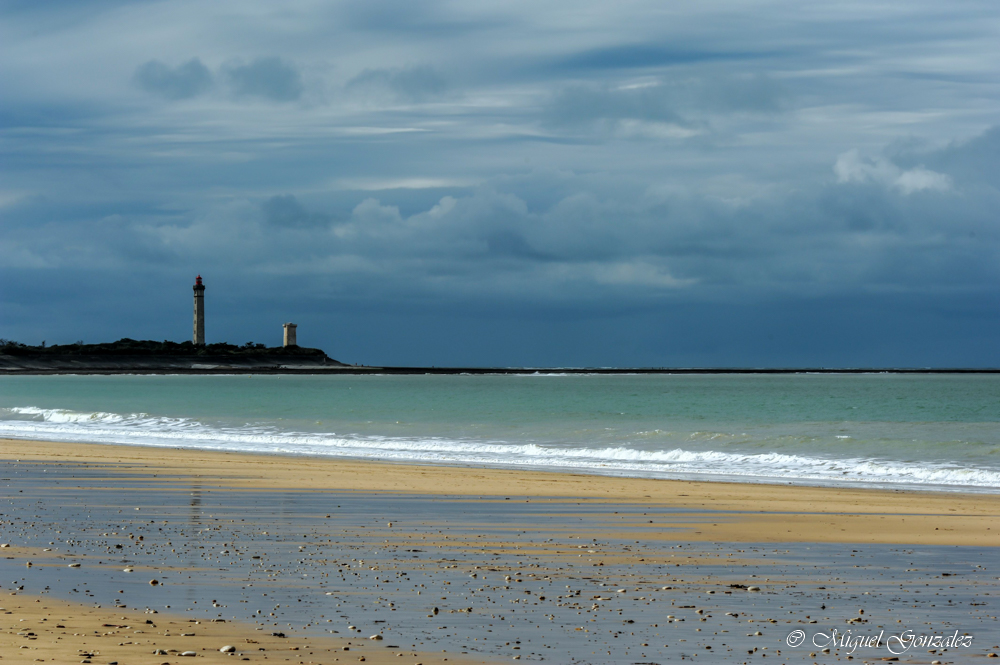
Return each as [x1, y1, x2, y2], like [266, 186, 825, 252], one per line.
[195, 275, 203, 286]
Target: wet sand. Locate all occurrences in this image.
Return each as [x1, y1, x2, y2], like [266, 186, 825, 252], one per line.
[2, 439, 998, 546]
[0, 596, 473, 664]
[1, 440, 999, 663]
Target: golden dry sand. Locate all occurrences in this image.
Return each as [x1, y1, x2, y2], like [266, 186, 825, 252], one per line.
[2, 439, 998, 546]
[0, 595, 485, 665]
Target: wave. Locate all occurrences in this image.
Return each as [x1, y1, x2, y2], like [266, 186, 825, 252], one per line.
[2, 406, 998, 491]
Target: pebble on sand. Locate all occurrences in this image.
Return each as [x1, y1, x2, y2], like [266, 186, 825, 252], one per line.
[68, 563, 81, 568]
[220, 645, 236, 652]
[369, 634, 383, 640]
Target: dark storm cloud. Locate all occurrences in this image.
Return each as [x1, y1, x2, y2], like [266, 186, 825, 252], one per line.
[2, 0, 1000, 364]
[261, 194, 331, 228]
[133, 58, 212, 100]
[347, 66, 448, 102]
[224, 57, 303, 102]
[905, 126, 1000, 188]
[485, 230, 552, 260]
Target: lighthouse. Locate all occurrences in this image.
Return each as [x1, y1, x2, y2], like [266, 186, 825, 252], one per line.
[193, 275, 205, 346]
[283, 323, 298, 347]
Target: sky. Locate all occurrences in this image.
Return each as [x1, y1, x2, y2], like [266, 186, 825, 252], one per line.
[2, 0, 999, 367]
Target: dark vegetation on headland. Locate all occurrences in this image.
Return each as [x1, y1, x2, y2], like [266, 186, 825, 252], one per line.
[0, 338, 328, 358]
[0, 339, 996, 374]
[0, 338, 345, 372]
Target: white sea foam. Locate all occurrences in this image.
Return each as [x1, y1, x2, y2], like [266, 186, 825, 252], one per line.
[2, 406, 998, 491]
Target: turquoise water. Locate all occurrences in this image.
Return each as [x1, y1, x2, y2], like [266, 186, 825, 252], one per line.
[1, 373, 998, 490]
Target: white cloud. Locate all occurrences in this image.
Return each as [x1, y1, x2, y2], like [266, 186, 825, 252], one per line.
[351, 198, 403, 225]
[834, 149, 951, 195]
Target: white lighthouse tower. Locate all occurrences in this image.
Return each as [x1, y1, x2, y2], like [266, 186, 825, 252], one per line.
[283, 322, 297, 347]
[193, 275, 206, 346]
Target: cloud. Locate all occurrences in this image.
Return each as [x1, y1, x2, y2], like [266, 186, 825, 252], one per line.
[558, 44, 779, 71]
[834, 149, 952, 195]
[544, 74, 784, 137]
[904, 126, 1000, 189]
[5, 2, 1000, 363]
[485, 230, 551, 260]
[224, 57, 303, 102]
[261, 195, 331, 228]
[547, 82, 686, 127]
[133, 58, 212, 100]
[347, 65, 448, 102]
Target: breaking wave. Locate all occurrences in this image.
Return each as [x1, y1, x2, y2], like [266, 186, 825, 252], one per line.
[2, 406, 998, 491]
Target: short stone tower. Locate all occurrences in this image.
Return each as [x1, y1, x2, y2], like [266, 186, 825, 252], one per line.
[193, 275, 205, 346]
[283, 323, 298, 347]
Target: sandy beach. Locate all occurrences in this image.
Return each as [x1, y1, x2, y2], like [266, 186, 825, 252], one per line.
[0, 596, 473, 665]
[2, 439, 998, 663]
[2, 439, 998, 546]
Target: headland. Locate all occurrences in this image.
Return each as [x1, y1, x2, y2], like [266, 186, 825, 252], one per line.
[0, 339, 997, 374]
[0, 339, 346, 373]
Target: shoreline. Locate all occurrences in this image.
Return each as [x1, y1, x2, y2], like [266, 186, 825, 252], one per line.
[3, 438, 998, 546]
[2, 434, 998, 497]
[4, 366, 1000, 375]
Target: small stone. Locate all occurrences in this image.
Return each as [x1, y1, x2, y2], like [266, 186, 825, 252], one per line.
[69, 563, 81, 568]
[123, 568, 134, 573]
[220, 646, 236, 653]
[149, 580, 160, 586]
[369, 634, 383, 640]
[180, 651, 196, 657]
[747, 585, 760, 591]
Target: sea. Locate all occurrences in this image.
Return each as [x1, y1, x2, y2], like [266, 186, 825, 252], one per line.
[1, 373, 998, 492]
